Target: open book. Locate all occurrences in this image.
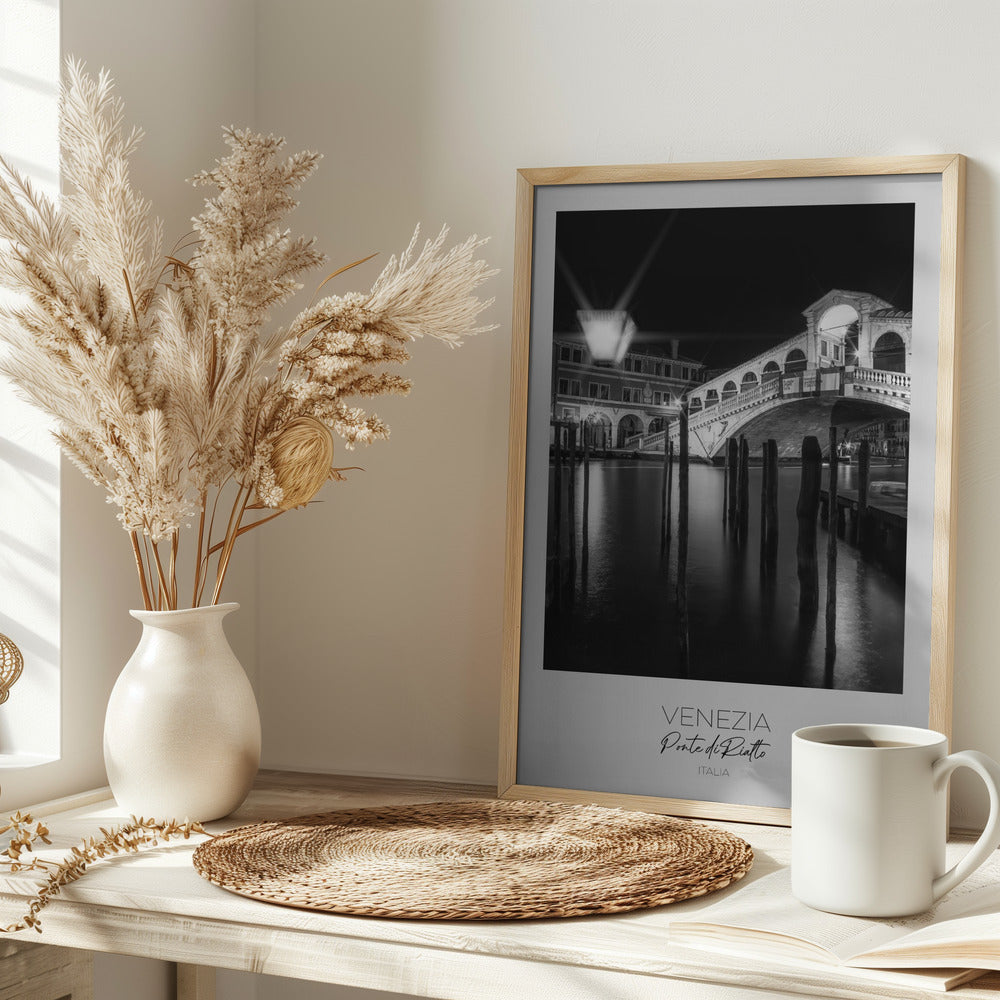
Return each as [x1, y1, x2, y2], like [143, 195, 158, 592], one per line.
[670, 849, 1000, 992]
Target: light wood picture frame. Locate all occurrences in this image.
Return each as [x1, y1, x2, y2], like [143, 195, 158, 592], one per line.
[500, 155, 965, 824]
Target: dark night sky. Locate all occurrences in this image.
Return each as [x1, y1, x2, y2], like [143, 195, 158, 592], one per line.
[552, 202, 915, 371]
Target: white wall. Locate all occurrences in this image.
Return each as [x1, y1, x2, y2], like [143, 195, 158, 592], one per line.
[252, 0, 1000, 829]
[253, 0, 510, 784]
[42, 0, 1000, 808]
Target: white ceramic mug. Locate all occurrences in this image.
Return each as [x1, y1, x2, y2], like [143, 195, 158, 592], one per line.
[791, 723, 1000, 917]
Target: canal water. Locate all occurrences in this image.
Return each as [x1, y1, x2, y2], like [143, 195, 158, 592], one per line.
[543, 459, 907, 692]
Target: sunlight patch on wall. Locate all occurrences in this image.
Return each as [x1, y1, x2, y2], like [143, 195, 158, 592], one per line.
[0, 0, 60, 763]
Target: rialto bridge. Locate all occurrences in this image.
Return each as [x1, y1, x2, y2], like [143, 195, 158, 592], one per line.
[628, 289, 912, 460]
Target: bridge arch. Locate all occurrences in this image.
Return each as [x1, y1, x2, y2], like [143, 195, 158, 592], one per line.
[817, 303, 860, 367]
[705, 388, 719, 407]
[785, 348, 806, 373]
[762, 361, 781, 382]
[872, 331, 906, 372]
[648, 416, 664, 433]
[741, 371, 758, 389]
[818, 303, 860, 339]
[670, 394, 912, 461]
[617, 413, 642, 448]
[845, 322, 860, 366]
[721, 380, 738, 402]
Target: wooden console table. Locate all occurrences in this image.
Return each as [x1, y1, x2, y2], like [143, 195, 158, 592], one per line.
[2, 771, 999, 1000]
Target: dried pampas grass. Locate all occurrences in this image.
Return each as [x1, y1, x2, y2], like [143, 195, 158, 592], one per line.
[0, 59, 496, 610]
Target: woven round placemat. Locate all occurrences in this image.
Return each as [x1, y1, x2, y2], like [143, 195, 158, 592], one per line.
[192, 799, 753, 920]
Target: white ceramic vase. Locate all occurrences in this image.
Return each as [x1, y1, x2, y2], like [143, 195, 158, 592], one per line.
[103, 602, 261, 822]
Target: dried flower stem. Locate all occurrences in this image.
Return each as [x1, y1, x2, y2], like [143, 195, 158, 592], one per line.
[129, 531, 153, 611]
[308, 252, 379, 307]
[121, 267, 140, 326]
[202, 505, 305, 560]
[211, 486, 251, 606]
[149, 539, 169, 611]
[192, 494, 207, 608]
[169, 530, 179, 609]
[141, 535, 157, 607]
[196, 483, 229, 607]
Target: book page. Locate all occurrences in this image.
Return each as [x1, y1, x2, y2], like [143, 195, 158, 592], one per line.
[672, 848, 1000, 966]
[670, 869, 908, 962]
[853, 913, 1000, 969]
[893, 845, 1000, 927]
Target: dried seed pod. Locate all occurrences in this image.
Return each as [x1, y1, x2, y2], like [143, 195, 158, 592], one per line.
[0, 634, 23, 705]
[266, 416, 335, 510]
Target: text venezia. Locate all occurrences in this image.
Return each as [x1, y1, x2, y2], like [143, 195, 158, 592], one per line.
[659, 705, 772, 762]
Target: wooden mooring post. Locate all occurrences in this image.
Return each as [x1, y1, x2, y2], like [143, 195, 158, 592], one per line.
[825, 427, 839, 678]
[660, 421, 670, 554]
[722, 463, 728, 526]
[796, 435, 822, 618]
[737, 436, 750, 543]
[856, 439, 870, 549]
[582, 421, 590, 570]
[567, 423, 577, 584]
[667, 440, 674, 547]
[677, 408, 690, 673]
[726, 437, 738, 526]
[553, 422, 563, 560]
[765, 439, 779, 571]
[760, 442, 768, 554]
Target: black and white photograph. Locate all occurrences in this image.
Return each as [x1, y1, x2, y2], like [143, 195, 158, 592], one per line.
[542, 202, 915, 693]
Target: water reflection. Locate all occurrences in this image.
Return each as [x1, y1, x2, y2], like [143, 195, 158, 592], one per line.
[544, 459, 906, 692]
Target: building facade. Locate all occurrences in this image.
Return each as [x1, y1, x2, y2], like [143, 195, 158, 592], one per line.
[552, 338, 705, 449]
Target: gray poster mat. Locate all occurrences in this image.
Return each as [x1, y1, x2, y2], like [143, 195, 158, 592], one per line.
[516, 173, 942, 809]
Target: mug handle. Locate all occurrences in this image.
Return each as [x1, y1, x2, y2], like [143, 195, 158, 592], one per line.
[932, 750, 1000, 902]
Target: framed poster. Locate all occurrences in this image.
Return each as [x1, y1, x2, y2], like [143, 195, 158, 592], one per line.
[499, 156, 964, 824]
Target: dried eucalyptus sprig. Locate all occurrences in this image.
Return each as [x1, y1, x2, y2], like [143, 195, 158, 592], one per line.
[0, 812, 51, 868]
[0, 812, 209, 933]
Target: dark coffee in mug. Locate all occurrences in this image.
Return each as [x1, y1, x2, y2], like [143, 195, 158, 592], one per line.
[823, 738, 915, 748]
